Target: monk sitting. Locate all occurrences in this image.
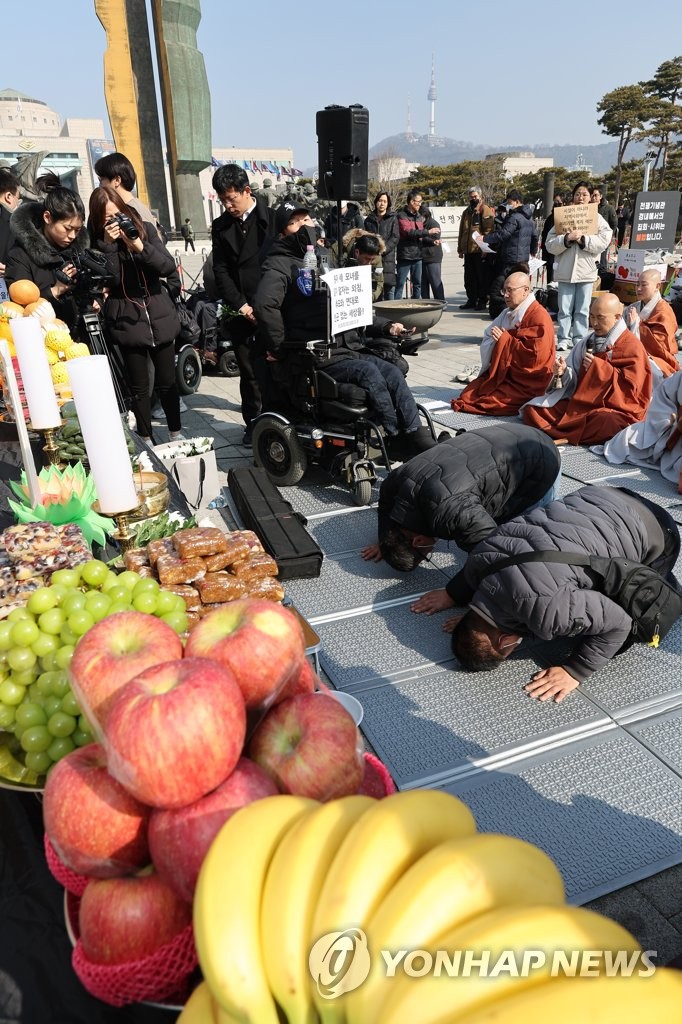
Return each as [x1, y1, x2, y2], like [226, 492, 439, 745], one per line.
[451, 272, 555, 415]
[623, 268, 679, 381]
[522, 292, 652, 445]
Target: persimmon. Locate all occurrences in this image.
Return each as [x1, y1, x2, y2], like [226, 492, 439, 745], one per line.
[8, 280, 41, 306]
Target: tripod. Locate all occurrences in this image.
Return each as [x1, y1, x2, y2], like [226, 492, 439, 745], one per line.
[76, 309, 129, 415]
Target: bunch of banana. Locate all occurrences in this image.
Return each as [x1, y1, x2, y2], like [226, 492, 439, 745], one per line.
[185, 790, 682, 1024]
[55, 402, 137, 466]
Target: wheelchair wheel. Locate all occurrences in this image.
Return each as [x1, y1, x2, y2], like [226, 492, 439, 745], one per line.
[176, 346, 202, 395]
[218, 351, 240, 377]
[253, 415, 307, 486]
[352, 465, 373, 507]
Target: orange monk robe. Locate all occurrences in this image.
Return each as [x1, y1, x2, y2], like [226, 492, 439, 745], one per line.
[452, 300, 555, 415]
[637, 298, 679, 377]
[522, 326, 652, 445]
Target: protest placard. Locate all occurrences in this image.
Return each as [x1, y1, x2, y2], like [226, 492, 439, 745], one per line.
[629, 190, 681, 251]
[553, 204, 599, 236]
[320, 265, 374, 336]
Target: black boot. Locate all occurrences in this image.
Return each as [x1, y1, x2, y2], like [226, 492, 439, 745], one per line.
[406, 426, 437, 455]
[459, 300, 475, 310]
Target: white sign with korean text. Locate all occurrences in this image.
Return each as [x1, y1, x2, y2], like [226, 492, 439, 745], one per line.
[321, 265, 374, 337]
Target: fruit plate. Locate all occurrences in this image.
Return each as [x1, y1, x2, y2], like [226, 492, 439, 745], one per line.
[64, 890, 190, 1012]
[0, 730, 45, 791]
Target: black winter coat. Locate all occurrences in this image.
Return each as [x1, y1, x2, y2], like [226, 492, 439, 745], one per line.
[5, 201, 90, 331]
[324, 204, 364, 245]
[377, 423, 560, 547]
[0, 203, 13, 268]
[363, 211, 399, 285]
[211, 197, 275, 311]
[396, 207, 432, 262]
[447, 486, 678, 682]
[484, 204, 538, 266]
[421, 215, 443, 265]
[95, 223, 179, 349]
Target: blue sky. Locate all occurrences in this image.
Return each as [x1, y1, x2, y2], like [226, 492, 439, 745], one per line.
[4, 1, 681, 168]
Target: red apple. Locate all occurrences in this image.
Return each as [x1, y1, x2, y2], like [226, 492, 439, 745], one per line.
[274, 657, 319, 704]
[248, 692, 364, 800]
[148, 757, 279, 901]
[43, 743, 150, 877]
[78, 869, 192, 964]
[69, 611, 183, 738]
[104, 657, 246, 808]
[184, 599, 306, 710]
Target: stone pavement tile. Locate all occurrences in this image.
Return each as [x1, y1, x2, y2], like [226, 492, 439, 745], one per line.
[634, 864, 682, 919]
[584, 887, 682, 965]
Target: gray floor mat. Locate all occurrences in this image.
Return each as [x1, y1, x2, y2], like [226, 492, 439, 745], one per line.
[597, 470, 682, 509]
[409, 386, 457, 406]
[429, 409, 517, 432]
[305, 508, 379, 554]
[627, 708, 682, 779]
[443, 731, 682, 903]
[281, 479, 379, 517]
[559, 448, 642, 482]
[318, 602, 456, 689]
[284, 552, 450, 622]
[352, 659, 609, 789]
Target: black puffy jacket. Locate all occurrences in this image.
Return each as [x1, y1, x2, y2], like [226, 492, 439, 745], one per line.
[484, 204, 538, 266]
[377, 423, 560, 547]
[363, 211, 399, 285]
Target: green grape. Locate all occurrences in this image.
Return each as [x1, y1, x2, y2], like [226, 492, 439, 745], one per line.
[51, 568, 81, 589]
[50, 673, 71, 699]
[61, 591, 87, 616]
[47, 583, 70, 606]
[47, 736, 75, 762]
[43, 696, 62, 717]
[116, 570, 141, 591]
[15, 703, 47, 729]
[60, 690, 81, 716]
[101, 571, 122, 592]
[37, 671, 58, 696]
[154, 590, 178, 615]
[68, 610, 95, 637]
[11, 619, 41, 648]
[39, 651, 61, 672]
[20, 725, 52, 753]
[133, 578, 160, 598]
[108, 601, 132, 615]
[72, 728, 93, 747]
[169, 595, 187, 615]
[10, 667, 38, 688]
[59, 624, 79, 648]
[55, 645, 75, 670]
[27, 683, 44, 703]
[0, 621, 14, 650]
[161, 611, 189, 634]
[48, 711, 77, 737]
[85, 591, 112, 622]
[0, 679, 26, 706]
[106, 584, 132, 605]
[132, 591, 158, 614]
[0, 703, 16, 730]
[26, 587, 59, 616]
[78, 713, 94, 735]
[79, 559, 110, 588]
[7, 607, 32, 623]
[31, 632, 59, 659]
[7, 647, 37, 673]
[24, 750, 52, 774]
[38, 607, 66, 636]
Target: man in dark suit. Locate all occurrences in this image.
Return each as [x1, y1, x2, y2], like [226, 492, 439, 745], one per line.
[211, 164, 276, 444]
[0, 168, 21, 280]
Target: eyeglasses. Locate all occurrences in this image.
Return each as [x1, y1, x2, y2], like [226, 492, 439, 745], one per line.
[503, 285, 527, 295]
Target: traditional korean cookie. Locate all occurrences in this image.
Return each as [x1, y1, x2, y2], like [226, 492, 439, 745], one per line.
[13, 548, 70, 581]
[146, 537, 176, 567]
[244, 577, 285, 602]
[230, 551, 279, 580]
[203, 534, 251, 572]
[156, 553, 206, 586]
[3, 522, 61, 558]
[161, 584, 201, 613]
[123, 547, 151, 573]
[195, 572, 246, 605]
[172, 527, 229, 559]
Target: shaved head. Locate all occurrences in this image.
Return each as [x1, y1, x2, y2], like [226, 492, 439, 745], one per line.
[639, 269, 662, 288]
[506, 272, 530, 290]
[590, 292, 623, 335]
[502, 271, 531, 309]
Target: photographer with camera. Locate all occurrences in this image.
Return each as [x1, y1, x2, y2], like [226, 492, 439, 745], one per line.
[5, 173, 89, 332]
[88, 186, 183, 444]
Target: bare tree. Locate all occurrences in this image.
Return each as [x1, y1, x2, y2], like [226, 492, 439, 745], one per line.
[367, 148, 413, 211]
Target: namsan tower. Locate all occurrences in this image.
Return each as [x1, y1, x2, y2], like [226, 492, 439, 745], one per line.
[427, 55, 437, 142]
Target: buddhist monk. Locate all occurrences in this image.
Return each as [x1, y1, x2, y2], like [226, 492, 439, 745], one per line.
[623, 268, 679, 380]
[451, 272, 555, 415]
[522, 292, 652, 445]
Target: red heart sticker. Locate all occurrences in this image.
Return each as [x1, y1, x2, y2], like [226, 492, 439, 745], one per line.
[618, 266, 629, 279]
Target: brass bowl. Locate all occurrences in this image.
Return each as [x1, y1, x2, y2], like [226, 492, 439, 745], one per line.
[130, 471, 170, 521]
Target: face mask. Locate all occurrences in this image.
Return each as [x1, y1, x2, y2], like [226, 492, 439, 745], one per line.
[470, 198, 479, 207]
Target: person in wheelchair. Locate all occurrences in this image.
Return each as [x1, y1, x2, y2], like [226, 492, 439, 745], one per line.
[254, 205, 436, 458]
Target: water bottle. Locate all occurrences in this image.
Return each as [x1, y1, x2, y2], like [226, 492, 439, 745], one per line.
[297, 245, 316, 297]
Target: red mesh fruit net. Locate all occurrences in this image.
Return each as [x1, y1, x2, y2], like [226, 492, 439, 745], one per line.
[362, 752, 397, 797]
[44, 833, 90, 897]
[71, 922, 198, 1007]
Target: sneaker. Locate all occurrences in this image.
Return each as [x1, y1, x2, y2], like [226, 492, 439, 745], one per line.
[169, 431, 186, 442]
[458, 301, 475, 310]
[455, 365, 480, 384]
[151, 403, 164, 420]
[556, 340, 572, 352]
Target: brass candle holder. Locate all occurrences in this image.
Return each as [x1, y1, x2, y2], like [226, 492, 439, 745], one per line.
[110, 507, 139, 554]
[30, 422, 63, 468]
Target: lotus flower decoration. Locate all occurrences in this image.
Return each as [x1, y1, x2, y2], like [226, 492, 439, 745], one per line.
[8, 463, 114, 546]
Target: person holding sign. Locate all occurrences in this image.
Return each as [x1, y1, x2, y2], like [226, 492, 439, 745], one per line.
[254, 207, 436, 458]
[623, 269, 679, 381]
[521, 293, 651, 445]
[545, 181, 612, 351]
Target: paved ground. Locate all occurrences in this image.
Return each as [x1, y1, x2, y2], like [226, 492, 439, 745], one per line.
[164, 244, 682, 966]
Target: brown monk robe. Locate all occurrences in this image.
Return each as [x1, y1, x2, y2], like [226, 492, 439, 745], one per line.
[452, 272, 555, 415]
[521, 293, 652, 445]
[624, 269, 679, 378]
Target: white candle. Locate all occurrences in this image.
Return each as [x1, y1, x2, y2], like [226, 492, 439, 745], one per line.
[10, 318, 61, 429]
[67, 356, 138, 514]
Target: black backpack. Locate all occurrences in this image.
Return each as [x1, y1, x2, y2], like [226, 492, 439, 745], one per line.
[477, 550, 682, 648]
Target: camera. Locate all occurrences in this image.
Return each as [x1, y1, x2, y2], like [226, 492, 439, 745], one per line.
[55, 249, 113, 304]
[106, 212, 139, 241]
